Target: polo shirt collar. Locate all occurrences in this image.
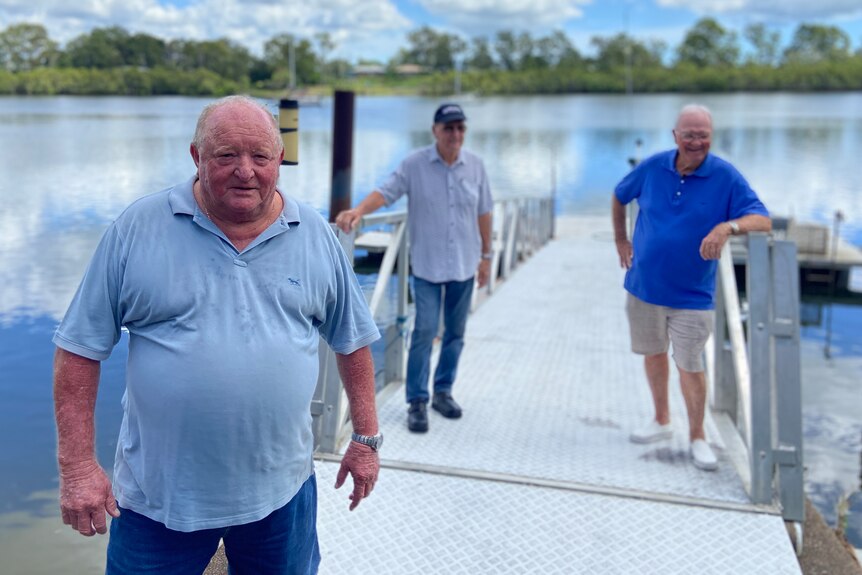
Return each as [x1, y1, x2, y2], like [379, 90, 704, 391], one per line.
[168, 174, 301, 226]
[667, 150, 715, 177]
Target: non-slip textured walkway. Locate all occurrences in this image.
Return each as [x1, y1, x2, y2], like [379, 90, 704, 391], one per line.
[314, 215, 801, 574]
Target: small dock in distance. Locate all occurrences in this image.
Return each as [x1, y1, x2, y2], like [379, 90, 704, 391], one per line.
[313, 215, 802, 574]
[731, 217, 862, 302]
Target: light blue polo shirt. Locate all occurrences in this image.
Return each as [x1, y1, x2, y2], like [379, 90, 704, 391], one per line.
[615, 150, 768, 310]
[53, 176, 379, 532]
[378, 145, 493, 283]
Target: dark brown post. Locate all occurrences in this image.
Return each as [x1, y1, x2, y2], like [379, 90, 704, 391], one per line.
[329, 90, 355, 222]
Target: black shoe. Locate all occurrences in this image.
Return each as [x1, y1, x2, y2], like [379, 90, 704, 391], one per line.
[431, 392, 462, 419]
[407, 401, 428, 433]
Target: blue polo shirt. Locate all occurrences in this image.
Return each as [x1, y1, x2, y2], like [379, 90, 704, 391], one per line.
[378, 145, 493, 283]
[53, 176, 379, 532]
[615, 150, 768, 310]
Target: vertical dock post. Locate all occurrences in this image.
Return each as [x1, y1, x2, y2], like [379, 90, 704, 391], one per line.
[279, 99, 299, 166]
[747, 233, 773, 504]
[772, 239, 804, 524]
[329, 90, 355, 222]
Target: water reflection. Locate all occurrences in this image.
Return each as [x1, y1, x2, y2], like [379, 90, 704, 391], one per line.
[800, 302, 862, 547]
[1, 94, 861, 572]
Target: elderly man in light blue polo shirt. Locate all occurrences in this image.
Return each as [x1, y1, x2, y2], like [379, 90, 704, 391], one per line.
[53, 95, 381, 574]
[336, 103, 493, 433]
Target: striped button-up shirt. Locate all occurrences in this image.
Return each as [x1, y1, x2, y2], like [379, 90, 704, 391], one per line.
[378, 145, 493, 283]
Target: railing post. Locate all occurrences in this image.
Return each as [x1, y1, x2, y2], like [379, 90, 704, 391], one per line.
[488, 202, 504, 294]
[314, 338, 344, 454]
[502, 201, 517, 279]
[771, 239, 804, 524]
[747, 233, 773, 504]
[385, 223, 410, 386]
[312, 225, 355, 453]
[712, 276, 738, 419]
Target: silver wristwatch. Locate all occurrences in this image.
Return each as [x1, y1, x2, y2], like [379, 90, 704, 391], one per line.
[728, 221, 740, 235]
[351, 431, 383, 451]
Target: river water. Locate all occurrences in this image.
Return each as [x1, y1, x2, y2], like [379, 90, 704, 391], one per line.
[0, 94, 860, 573]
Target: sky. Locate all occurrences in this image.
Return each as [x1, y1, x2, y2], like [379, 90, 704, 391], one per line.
[1, 0, 861, 64]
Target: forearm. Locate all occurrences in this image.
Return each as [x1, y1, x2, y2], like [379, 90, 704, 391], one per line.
[732, 214, 772, 234]
[355, 191, 387, 218]
[612, 196, 628, 240]
[335, 346, 379, 436]
[53, 348, 101, 470]
[478, 212, 492, 254]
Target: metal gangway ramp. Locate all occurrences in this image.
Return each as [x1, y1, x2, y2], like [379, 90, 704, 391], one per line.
[313, 214, 802, 574]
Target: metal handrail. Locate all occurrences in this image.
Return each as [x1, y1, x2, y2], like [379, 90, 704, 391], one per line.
[713, 233, 804, 549]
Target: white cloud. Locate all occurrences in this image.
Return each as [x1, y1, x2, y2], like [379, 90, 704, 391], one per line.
[417, 0, 590, 34]
[657, 0, 862, 22]
[0, 0, 412, 61]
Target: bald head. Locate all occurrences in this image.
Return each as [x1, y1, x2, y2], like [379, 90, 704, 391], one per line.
[673, 104, 713, 174]
[193, 95, 282, 157]
[676, 104, 713, 130]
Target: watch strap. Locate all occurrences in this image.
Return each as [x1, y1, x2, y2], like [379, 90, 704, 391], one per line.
[351, 431, 383, 451]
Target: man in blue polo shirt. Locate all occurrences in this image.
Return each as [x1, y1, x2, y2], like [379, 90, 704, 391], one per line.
[53, 95, 381, 574]
[335, 103, 493, 433]
[612, 104, 771, 471]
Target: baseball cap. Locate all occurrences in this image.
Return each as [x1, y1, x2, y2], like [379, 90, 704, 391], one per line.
[433, 103, 467, 124]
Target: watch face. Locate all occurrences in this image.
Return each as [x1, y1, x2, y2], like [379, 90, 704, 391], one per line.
[354, 432, 383, 451]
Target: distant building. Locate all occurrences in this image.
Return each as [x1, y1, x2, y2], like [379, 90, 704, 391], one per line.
[351, 63, 429, 77]
[394, 64, 427, 76]
[353, 64, 386, 76]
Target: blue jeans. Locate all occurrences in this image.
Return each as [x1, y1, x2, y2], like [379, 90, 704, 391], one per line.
[106, 474, 320, 575]
[405, 276, 474, 403]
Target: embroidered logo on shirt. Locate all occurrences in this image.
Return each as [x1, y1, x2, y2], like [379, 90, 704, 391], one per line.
[288, 278, 302, 287]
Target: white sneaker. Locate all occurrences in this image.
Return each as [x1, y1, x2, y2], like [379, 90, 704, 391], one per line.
[629, 420, 673, 444]
[691, 439, 718, 471]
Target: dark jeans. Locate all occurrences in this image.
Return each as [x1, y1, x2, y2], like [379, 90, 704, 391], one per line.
[106, 474, 320, 575]
[405, 276, 474, 403]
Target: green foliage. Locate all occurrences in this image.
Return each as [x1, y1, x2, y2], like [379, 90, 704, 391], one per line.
[744, 24, 780, 66]
[263, 34, 320, 86]
[778, 59, 862, 91]
[591, 33, 663, 72]
[0, 68, 15, 92]
[0, 23, 59, 72]
[783, 24, 852, 64]
[395, 26, 467, 72]
[167, 38, 252, 83]
[466, 37, 495, 70]
[0, 20, 860, 97]
[60, 27, 128, 68]
[0, 67, 242, 96]
[676, 17, 740, 68]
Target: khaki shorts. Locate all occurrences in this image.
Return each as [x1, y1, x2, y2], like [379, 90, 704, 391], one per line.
[625, 293, 714, 372]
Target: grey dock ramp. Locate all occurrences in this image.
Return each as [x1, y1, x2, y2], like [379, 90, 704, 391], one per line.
[315, 215, 801, 574]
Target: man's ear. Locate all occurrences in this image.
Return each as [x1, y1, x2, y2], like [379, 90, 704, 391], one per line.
[190, 143, 200, 167]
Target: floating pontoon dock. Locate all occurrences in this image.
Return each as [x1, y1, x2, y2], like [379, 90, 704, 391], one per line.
[313, 215, 802, 574]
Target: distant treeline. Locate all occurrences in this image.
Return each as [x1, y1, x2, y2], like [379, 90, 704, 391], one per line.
[1, 18, 861, 96]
